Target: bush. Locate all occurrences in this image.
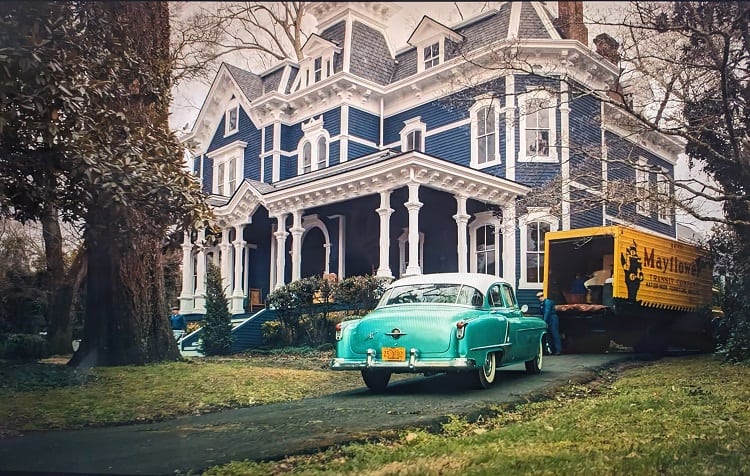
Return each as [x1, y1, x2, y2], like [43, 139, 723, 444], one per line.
[710, 226, 750, 363]
[199, 263, 233, 356]
[1, 333, 49, 360]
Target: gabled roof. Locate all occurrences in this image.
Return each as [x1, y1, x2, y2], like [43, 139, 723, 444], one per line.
[225, 63, 263, 101]
[301, 33, 341, 56]
[407, 16, 463, 46]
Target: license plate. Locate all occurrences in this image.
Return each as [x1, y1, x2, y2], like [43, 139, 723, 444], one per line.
[381, 347, 405, 361]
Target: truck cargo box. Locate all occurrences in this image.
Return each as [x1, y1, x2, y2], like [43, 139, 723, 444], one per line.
[543, 225, 714, 352]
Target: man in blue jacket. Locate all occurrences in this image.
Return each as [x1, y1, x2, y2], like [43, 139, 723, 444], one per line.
[170, 306, 186, 340]
[537, 291, 562, 355]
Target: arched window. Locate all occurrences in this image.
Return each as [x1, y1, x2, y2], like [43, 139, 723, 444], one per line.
[316, 136, 327, 170]
[470, 97, 501, 168]
[475, 224, 496, 275]
[400, 117, 426, 153]
[302, 141, 312, 174]
[297, 116, 330, 175]
[469, 211, 502, 276]
[518, 208, 559, 289]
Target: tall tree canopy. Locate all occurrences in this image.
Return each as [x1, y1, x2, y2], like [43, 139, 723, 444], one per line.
[0, 2, 210, 365]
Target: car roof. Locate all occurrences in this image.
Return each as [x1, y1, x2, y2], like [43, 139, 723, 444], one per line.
[386, 273, 511, 292]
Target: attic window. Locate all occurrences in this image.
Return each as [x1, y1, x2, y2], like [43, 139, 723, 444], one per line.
[225, 104, 239, 136]
[314, 57, 322, 82]
[424, 42, 440, 69]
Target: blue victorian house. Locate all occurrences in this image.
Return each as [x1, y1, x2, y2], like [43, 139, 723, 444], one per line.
[177, 1, 680, 322]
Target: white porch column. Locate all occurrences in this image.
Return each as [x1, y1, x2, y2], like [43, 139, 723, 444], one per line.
[560, 81, 571, 230]
[273, 213, 289, 289]
[404, 182, 422, 277]
[376, 190, 394, 278]
[453, 194, 470, 273]
[230, 224, 246, 314]
[219, 230, 232, 294]
[194, 229, 207, 313]
[178, 231, 195, 314]
[502, 202, 517, 287]
[290, 209, 305, 282]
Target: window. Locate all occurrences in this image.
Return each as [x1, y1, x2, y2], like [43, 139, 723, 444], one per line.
[217, 162, 225, 196]
[297, 117, 329, 175]
[500, 284, 517, 308]
[519, 90, 557, 162]
[489, 285, 503, 308]
[525, 221, 549, 284]
[316, 136, 327, 169]
[314, 57, 322, 82]
[476, 225, 496, 275]
[208, 141, 247, 196]
[518, 209, 558, 289]
[424, 42, 440, 69]
[636, 157, 650, 216]
[302, 142, 312, 174]
[477, 106, 496, 164]
[227, 158, 236, 193]
[225, 104, 239, 136]
[470, 98, 501, 167]
[657, 169, 671, 223]
[400, 118, 426, 153]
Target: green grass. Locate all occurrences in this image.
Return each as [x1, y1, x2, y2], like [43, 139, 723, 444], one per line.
[0, 351, 365, 432]
[202, 355, 750, 476]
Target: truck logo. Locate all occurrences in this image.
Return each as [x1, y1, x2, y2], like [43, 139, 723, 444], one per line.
[621, 240, 644, 303]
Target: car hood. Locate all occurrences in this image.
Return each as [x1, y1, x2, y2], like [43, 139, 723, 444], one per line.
[348, 304, 481, 354]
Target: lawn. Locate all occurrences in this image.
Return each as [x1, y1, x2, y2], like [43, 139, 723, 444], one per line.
[0, 349, 364, 433]
[202, 355, 750, 476]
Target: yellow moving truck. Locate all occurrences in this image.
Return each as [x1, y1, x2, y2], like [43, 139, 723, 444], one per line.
[543, 225, 715, 353]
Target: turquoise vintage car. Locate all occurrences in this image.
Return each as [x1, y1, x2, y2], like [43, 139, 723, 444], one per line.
[331, 273, 548, 391]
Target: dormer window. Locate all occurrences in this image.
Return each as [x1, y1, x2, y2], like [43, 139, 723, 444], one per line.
[407, 16, 463, 74]
[291, 34, 341, 93]
[207, 141, 247, 196]
[424, 42, 440, 69]
[298, 116, 330, 175]
[225, 103, 239, 137]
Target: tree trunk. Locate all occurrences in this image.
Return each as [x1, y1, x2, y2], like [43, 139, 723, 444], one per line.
[41, 204, 75, 355]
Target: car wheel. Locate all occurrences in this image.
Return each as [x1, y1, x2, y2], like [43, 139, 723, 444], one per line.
[361, 369, 391, 392]
[475, 352, 496, 389]
[525, 339, 543, 374]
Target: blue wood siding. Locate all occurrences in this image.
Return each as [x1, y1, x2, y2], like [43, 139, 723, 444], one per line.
[322, 107, 342, 136]
[569, 91, 603, 190]
[329, 141, 341, 166]
[570, 188, 603, 228]
[244, 126, 263, 182]
[384, 96, 469, 144]
[349, 107, 380, 143]
[348, 141, 378, 160]
[263, 156, 273, 183]
[264, 125, 274, 151]
[202, 157, 213, 193]
[280, 154, 297, 180]
[425, 126, 471, 164]
[281, 123, 304, 153]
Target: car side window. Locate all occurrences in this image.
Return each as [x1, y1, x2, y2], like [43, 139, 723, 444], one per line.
[457, 285, 484, 307]
[489, 285, 503, 308]
[501, 285, 517, 308]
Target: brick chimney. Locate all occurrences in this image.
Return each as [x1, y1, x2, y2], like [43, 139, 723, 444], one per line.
[556, 1, 588, 46]
[593, 32, 620, 65]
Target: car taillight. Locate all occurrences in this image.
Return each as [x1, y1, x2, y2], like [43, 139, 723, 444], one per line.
[335, 322, 343, 341]
[456, 320, 467, 339]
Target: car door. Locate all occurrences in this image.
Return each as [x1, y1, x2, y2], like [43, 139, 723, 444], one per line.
[500, 284, 540, 360]
[489, 284, 519, 362]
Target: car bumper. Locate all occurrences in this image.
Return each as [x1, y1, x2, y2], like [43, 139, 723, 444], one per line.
[330, 348, 476, 372]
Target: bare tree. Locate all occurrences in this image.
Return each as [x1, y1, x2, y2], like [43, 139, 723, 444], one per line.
[170, 1, 309, 84]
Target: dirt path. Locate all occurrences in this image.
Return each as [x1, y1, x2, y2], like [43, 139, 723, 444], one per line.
[0, 354, 643, 475]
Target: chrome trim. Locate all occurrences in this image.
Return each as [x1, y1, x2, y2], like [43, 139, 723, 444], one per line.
[469, 343, 511, 352]
[331, 356, 476, 371]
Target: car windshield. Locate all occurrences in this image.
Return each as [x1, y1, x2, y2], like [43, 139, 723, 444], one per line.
[378, 283, 484, 307]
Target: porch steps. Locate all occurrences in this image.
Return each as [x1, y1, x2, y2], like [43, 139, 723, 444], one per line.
[178, 309, 277, 357]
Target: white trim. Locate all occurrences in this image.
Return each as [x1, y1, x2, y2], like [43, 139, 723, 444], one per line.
[505, 76, 516, 181]
[560, 82, 571, 230]
[508, 2, 522, 39]
[518, 88, 558, 163]
[397, 228, 424, 278]
[470, 96, 502, 169]
[530, 1, 563, 41]
[296, 116, 330, 175]
[302, 214, 332, 275]
[601, 122, 678, 165]
[605, 215, 676, 240]
[518, 208, 558, 289]
[656, 167, 672, 224]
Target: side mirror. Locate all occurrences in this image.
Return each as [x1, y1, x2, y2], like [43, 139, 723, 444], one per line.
[520, 304, 529, 313]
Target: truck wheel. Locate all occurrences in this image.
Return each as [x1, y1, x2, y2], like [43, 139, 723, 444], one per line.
[525, 340, 543, 374]
[361, 369, 391, 392]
